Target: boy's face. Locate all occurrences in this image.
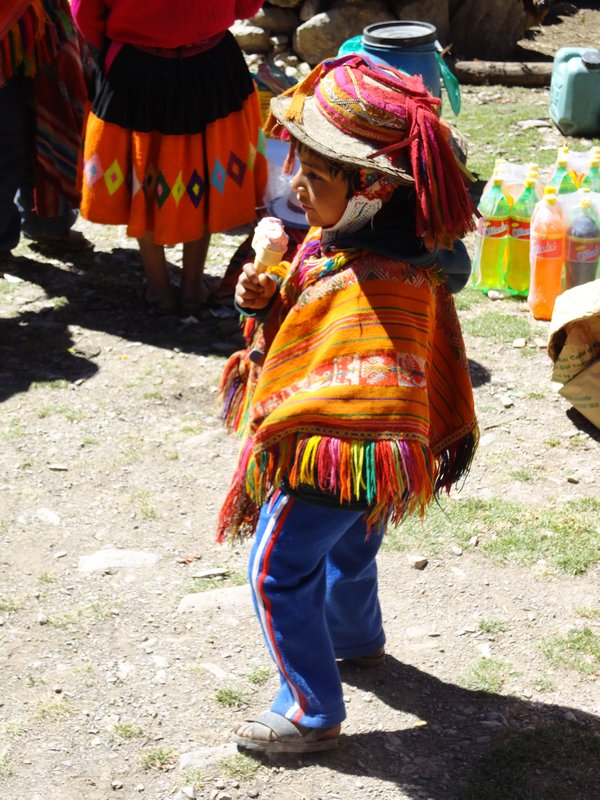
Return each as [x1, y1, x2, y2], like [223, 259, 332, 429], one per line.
[290, 149, 350, 229]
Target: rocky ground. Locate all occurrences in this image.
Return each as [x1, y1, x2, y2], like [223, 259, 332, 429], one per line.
[1, 5, 600, 800]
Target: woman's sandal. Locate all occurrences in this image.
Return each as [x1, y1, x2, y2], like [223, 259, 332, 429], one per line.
[234, 710, 340, 754]
[142, 286, 178, 316]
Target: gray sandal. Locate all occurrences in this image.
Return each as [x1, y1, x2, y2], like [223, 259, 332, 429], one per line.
[234, 710, 339, 754]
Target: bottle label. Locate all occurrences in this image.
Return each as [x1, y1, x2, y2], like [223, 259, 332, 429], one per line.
[566, 237, 600, 263]
[530, 234, 564, 259]
[477, 218, 509, 238]
[510, 220, 531, 239]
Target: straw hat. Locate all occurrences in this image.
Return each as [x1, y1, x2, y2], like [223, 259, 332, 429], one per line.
[265, 54, 475, 248]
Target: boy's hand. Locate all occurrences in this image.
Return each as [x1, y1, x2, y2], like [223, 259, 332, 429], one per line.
[235, 262, 278, 310]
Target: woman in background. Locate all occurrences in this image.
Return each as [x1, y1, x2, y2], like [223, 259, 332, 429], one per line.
[72, 0, 267, 315]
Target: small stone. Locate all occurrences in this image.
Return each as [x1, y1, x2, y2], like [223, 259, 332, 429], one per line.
[111, 781, 123, 790]
[512, 337, 527, 348]
[248, 792, 260, 799]
[37, 612, 48, 625]
[500, 395, 514, 408]
[469, 535, 479, 547]
[36, 508, 61, 525]
[566, 476, 579, 484]
[48, 463, 69, 471]
[487, 290, 506, 301]
[451, 544, 463, 556]
[407, 554, 428, 570]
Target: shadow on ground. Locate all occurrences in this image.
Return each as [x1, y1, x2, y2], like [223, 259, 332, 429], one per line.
[244, 657, 600, 800]
[1, 250, 243, 401]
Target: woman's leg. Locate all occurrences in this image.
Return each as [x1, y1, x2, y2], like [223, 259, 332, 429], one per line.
[325, 520, 386, 660]
[137, 232, 177, 313]
[246, 491, 367, 729]
[180, 229, 211, 312]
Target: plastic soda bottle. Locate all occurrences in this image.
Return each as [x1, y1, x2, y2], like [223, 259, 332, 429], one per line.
[564, 197, 600, 289]
[471, 177, 511, 292]
[581, 156, 600, 191]
[528, 188, 566, 320]
[506, 176, 538, 296]
[548, 152, 577, 194]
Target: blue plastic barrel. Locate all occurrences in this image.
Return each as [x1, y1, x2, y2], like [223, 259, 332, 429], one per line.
[338, 21, 441, 97]
[550, 47, 600, 137]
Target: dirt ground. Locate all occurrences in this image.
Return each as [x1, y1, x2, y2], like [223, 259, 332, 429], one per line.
[1, 5, 600, 800]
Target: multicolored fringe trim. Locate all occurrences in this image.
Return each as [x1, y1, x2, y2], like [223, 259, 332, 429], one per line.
[216, 427, 479, 543]
[0, 0, 74, 87]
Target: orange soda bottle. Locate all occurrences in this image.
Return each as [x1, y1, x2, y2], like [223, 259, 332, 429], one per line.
[471, 176, 511, 292]
[506, 175, 538, 296]
[528, 187, 566, 320]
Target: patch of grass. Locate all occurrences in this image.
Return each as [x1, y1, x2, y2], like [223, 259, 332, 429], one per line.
[46, 612, 77, 629]
[544, 438, 561, 448]
[458, 723, 600, 800]
[215, 688, 248, 709]
[181, 768, 205, 791]
[81, 436, 98, 447]
[459, 658, 515, 693]
[532, 676, 555, 693]
[0, 753, 12, 779]
[51, 296, 69, 311]
[164, 450, 179, 461]
[478, 618, 506, 636]
[219, 753, 262, 780]
[34, 699, 75, 721]
[541, 627, 600, 676]
[458, 86, 558, 180]
[453, 285, 488, 311]
[188, 571, 247, 593]
[0, 596, 25, 613]
[509, 468, 534, 482]
[140, 746, 176, 772]
[143, 391, 163, 400]
[131, 490, 158, 520]
[386, 497, 600, 575]
[576, 606, 600, 621]
[113, 722, 144, 739]
[461, 310, 533, 343]
[31, 379, 69, 390]
[248, 667, 272, 686]
[37, 404, 84, 421]
[38, 572, 56, 584]
[528, 391, 546, 400]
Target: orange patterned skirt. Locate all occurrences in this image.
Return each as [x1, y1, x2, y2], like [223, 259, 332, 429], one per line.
[79, 33, 268, 246]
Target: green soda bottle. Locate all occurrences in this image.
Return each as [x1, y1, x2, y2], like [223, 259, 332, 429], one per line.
[549, 153, 577, 194]
[472, 177, 511, 292]
[506, 176, 538, 296]
[581, 156, 600, 192]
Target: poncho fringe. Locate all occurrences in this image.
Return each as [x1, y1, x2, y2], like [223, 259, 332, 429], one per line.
[0, 0, 73, 87]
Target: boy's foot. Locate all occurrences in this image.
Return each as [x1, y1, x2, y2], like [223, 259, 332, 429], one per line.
[234, 710, 340, 754]
[343, 647, 386, 668]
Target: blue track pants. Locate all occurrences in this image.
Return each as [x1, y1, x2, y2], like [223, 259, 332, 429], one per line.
[248, 490, 385, 729]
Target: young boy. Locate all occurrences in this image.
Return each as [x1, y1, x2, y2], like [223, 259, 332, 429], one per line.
[217, 54, 478, 754]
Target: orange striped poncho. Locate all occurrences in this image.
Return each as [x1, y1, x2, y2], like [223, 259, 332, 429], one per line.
[217, 231, 478, 541]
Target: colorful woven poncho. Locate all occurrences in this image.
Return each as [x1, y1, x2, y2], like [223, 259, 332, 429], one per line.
[217, 230, 478, 542]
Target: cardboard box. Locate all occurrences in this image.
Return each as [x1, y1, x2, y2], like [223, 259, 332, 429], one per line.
[548, 279, 600, 428]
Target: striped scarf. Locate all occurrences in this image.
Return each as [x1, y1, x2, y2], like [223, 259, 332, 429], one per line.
[218, 231, 478, 541]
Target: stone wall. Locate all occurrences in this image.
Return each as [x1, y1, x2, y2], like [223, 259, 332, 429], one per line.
[233, 0, 550, 77]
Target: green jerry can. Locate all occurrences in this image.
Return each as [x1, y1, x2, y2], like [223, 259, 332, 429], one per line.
[550, 47, 600, 137]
